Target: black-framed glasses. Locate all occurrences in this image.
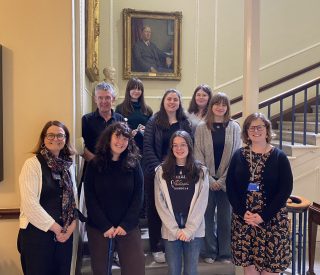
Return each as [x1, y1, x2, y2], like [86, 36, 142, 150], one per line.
[248, 125, 266, 132]
[45, 133, 66, 141]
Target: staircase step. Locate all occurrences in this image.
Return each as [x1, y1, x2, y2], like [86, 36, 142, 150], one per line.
[294, 113, 320, 122]
[277, 121, 320, 132]
[311, 105, 320, 114]
[274, 130, 320, 145]
[80, 254, 235, 275]
[271, 140, 319, 156]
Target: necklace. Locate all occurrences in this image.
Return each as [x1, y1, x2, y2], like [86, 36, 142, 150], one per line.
[249, 144, 269, 182]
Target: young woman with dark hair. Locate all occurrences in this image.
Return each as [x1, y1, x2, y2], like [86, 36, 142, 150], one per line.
[115, 77, 153, 152]
[187, 84, 213, 133]
[194, 92, 241, 264]
[155, 131, 209, 275]
[84, 122, 145, 275]
[143, 89, 192, 263]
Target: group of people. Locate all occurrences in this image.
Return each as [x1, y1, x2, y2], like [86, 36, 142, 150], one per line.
[17, 77, 293, 275]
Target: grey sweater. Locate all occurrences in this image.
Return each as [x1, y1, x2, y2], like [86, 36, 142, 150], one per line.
[154, 165, 209, 241]
[194, 120, 241, 191]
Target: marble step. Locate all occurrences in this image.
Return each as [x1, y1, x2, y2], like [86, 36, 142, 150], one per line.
[277, 121, 320, 132]
[80, 254, 235, 275]
[294, 113, 320, 122]
[273, 130, 320, 145]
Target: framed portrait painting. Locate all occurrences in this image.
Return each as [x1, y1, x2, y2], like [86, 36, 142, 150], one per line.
[123, 9, 182, 80]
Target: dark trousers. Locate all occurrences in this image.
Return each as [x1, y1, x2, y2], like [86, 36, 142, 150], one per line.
[86, 224, 145, 275]
[17, 224, 73, 275]
[145, 173, 163, 252]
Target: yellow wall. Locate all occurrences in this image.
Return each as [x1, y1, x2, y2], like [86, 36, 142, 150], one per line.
[0, 1, 74, 273]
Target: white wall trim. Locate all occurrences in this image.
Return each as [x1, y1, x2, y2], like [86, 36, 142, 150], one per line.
[213, 0, 218, 88]
[194, 0, 200, 84]
[260, 42, 320, 71]
[213, 42, 320, 91]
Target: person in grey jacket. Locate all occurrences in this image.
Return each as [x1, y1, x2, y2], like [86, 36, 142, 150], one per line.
[155, 131, 209, 275]
[194, 92, 241, 264]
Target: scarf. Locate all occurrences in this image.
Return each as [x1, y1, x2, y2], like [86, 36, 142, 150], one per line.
[41, 147, 77, 233]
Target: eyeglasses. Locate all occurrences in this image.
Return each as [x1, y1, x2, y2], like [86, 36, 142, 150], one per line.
[172, 143, 188, 149]
[248, 125, 266, 132]
[45, 133, 66, 141]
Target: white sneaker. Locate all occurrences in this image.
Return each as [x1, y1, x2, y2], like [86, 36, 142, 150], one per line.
[152, 251, 166, 263]
[204, 257, 215, 264]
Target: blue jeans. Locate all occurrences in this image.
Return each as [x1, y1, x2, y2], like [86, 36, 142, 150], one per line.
[201, 190, 231, 259]
[164, 238, 202, 275]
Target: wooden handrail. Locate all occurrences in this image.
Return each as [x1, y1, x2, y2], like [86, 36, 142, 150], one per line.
[0, 208, 20, 219]
[230, 61, 320, 105]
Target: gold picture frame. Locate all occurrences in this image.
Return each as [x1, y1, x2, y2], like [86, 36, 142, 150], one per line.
[123, 9, 182, 80]
[86, 0, 100, 82]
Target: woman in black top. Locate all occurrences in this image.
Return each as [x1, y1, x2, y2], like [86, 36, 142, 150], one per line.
[18, 121, 78, 275]
[226, 113, 293, 275]
[115, 77, 153, 152]
[84, 122, 145, 275]
[143, 89, 192, 263]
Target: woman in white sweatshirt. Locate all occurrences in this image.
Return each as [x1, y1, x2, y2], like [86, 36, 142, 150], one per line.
[155, 130, 209, 275]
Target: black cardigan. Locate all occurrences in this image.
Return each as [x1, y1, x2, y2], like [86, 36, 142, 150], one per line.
[143, 115, 192, 176]
[226, 147, 293, 223]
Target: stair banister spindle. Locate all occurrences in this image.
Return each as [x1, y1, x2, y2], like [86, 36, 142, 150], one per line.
[280, 99, 283, 149]
[303, 89, 308, 145]
[291, 94, 296, 145]
[267, 105, 271, 119]
[315, 84, 319, 134]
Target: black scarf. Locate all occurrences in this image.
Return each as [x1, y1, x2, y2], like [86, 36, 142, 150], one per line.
[41, 147, 77, 233]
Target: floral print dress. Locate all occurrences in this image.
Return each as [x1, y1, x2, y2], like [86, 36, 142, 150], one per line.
[231, 147, 291, 272]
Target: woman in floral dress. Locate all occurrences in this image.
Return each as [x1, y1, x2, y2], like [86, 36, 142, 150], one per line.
[226, 113, 293, 275]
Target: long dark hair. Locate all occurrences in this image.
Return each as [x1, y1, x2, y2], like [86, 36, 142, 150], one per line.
[162, 131, 203, 184]
[93, 122, 140, 171]
[117, 78, 153, 117]
[33, 120, 75, 156]
[188, 84, 212, 117]
[205, 92, 231, 130]
[155, 89, 187, 129]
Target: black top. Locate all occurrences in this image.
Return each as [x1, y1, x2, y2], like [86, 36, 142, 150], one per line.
[82, 109, 124, 153]
[143, 115, 192, 176]
[37, 154, 63, 226]
[115, 102, 151, 152]
[84, 159, 143, 233]
[226, 146, 293, 223]
[167, 165, 195, 227]
[211, 122, 226, 172]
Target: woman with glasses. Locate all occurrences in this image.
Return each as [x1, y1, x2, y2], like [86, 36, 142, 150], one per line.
[143, 89, 192, 263]
[155, 131, 209, 275]
[194, 92, 241, 264]
[84, 122, 145, 275]
[18, 121, 78, 275]
[187, 84, 213, 134]
[226, 113, 292, 275]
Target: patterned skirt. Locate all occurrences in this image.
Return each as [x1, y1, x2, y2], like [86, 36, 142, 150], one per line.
[231, 207, 291, 272]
